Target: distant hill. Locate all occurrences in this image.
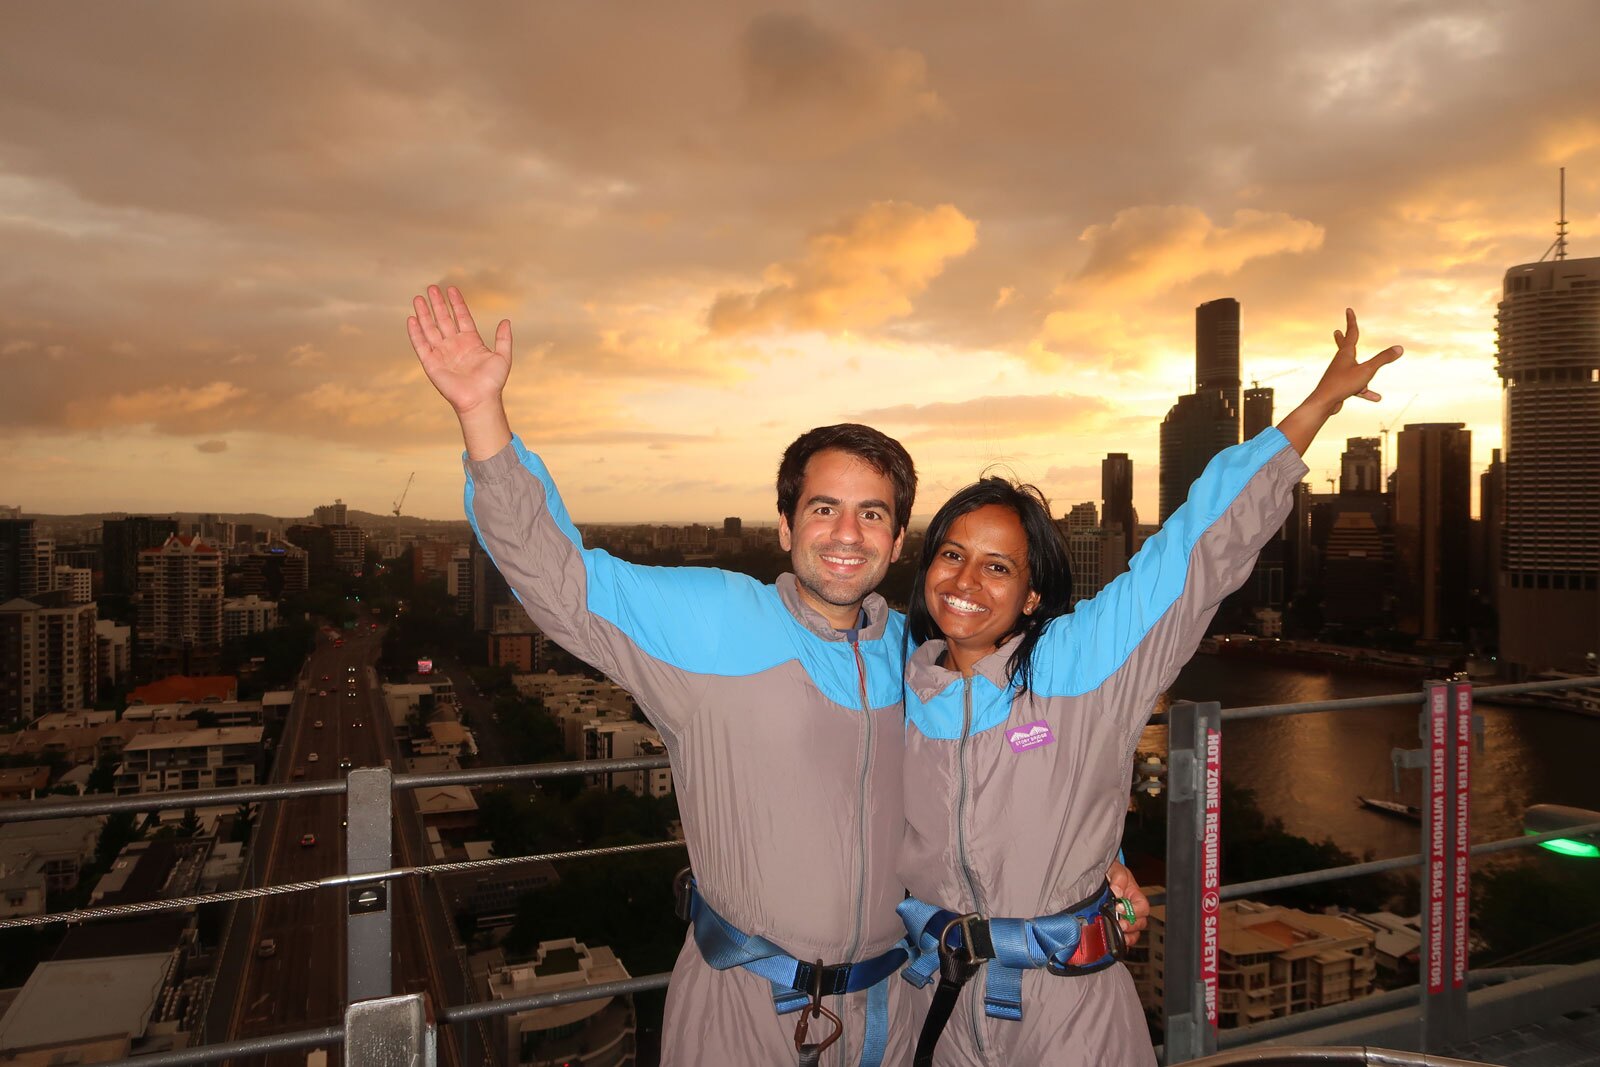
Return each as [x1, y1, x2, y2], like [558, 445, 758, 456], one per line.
[20, 510, 472, 540]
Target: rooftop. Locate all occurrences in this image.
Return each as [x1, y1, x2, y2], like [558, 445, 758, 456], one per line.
[0, 952, 172, 1052]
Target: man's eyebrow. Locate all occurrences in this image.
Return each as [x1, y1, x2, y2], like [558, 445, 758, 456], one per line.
[802, 495, 893, 516]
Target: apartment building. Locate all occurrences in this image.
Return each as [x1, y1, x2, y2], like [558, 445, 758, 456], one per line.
[113, 726, 263, 795]
[1130, 897, 1378, 1030]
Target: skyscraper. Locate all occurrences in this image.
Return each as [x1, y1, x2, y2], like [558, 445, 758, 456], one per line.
[1495, 255, 1600, 675]
[1161, 300, 1243, 522]
[1101, 453, 1135, 562]
[1477, 449, 1504, 607]
[136, 534, 224, 677]
[102, 517, 178, 598]
[1394, 423, 1472, 641]
[1340, 438, 1382, 495]
[1159, 392, 1238, 523]
[1243, 386, 1274, 441]
[1196, 298, 1242, 425]
[0, 518, 39, 601]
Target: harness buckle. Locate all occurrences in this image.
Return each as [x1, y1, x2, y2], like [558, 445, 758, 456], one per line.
[671, 866, 694, 923]
[937, 914, 989, 985]
[793, 959, 843, 1055]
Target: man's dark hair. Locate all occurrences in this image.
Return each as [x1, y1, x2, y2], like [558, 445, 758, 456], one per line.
[906, 477, 1073, 693]
[776, 423, 918, 536]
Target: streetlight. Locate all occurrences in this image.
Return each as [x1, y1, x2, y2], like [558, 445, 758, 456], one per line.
[1523, 803, 1600, 859]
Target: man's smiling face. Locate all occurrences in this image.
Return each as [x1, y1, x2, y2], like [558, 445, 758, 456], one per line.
[778, 448, 905, 630]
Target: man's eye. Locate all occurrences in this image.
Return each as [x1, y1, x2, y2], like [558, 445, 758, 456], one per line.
[814, 506, 833, 516]
[862, 510, 882, 522]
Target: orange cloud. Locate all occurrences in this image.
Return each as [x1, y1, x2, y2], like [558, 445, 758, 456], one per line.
[707, 201, 977, 335]
[1076, 206, 1324, 299]
[854, 393, 1112, 441]
[63, 381, 248, 431]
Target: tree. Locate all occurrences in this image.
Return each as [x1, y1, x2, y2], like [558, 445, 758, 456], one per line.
[94, 812, 139, 869]
[1473, 857, 1600, 966]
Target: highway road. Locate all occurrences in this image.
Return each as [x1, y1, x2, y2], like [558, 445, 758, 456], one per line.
[220, 625, 472, 1067]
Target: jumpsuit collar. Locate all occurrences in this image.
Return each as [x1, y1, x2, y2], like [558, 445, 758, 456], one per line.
[906, 632, 1023, 701]
[776, 572, 891, 643]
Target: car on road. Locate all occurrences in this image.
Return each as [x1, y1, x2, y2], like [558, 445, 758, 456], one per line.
[292, 767, 305, 779]
[318, 689, 327, 697]
[347, 691, 357, 699]
[314, 719, 323, 728]
[339, 757, 353, 770]
[350, 720, 362, 727]
[308, 752, 319, 762]
[256, 938, 276, 958]
[321, 674, 330, 681]
[300, 833, 317, 847]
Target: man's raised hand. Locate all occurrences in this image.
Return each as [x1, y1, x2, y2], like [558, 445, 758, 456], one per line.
[407, 285, 513, 417]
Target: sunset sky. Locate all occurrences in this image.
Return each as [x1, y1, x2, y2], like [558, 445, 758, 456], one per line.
[5, 2, 1599, 525]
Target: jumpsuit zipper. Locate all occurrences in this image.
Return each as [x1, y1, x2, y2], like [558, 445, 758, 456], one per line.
[956, 676, 987, 1055]
[839, 638, 875, 1063]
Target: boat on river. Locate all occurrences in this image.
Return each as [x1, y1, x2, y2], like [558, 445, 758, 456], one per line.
[1356, 795, 1422, 821]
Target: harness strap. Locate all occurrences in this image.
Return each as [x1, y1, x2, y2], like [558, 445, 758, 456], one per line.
[898, 882, 1126, 1066]
[683, 877, 909, 1067]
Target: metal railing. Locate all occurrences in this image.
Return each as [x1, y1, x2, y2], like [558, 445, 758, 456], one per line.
[1, 675, 1597, 1066]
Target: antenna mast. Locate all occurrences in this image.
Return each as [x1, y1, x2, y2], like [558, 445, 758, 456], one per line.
[1541, 167, 1571, 262]
[1556, 166, 1568, 261]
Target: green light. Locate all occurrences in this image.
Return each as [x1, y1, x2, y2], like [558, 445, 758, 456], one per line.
[1532, 835, 1600, 859]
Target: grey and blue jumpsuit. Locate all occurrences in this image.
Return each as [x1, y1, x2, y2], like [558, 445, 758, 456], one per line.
[899, 428, 1308, 1066]
[465, 437, 931, 1066]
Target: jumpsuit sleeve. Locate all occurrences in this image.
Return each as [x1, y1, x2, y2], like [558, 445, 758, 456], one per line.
[464, 435, 727, 732]
[1036, 427, 1309, 739]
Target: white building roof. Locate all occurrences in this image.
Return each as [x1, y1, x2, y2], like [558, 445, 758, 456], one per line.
[121, 726, 263, 752]
[0, 953, 172, 1051]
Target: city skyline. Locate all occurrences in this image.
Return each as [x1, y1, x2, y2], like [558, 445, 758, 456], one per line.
[5, 4, 1600, 523]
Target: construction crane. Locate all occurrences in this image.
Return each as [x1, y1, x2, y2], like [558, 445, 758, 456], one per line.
[1378, 394, 1418, 489]
[392, 472, 416, 517]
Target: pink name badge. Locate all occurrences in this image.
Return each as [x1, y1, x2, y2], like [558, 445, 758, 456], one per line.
[1007, 720, 1056, 753]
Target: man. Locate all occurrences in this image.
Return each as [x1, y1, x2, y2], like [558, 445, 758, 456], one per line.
[407, 285, 1143, 1066]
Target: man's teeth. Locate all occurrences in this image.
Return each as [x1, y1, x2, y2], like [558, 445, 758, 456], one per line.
[942, 595, 986, 614]
[821, 555, 865, 566]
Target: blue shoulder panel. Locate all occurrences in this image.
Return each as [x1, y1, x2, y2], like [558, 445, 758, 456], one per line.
[1037, 426, 1291, 700]
[466, 437, 908, 710]
[905, 672, 1015, 741]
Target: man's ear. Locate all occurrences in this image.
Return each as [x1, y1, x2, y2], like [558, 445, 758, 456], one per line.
[778, 514, 793, 552]
[890, 526, 906, 563]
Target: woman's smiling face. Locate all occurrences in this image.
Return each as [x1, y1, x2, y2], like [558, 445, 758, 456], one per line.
[922, 503, 1040, 675]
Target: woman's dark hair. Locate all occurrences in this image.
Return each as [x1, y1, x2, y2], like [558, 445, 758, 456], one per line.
[906, 477, 1073, 693]
[776, 423, 918, 536]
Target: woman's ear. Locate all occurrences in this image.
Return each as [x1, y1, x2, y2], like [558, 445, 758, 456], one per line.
[1023, 589, 1041, 616]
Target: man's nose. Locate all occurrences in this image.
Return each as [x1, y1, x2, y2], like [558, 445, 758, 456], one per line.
[833, 510, 863, 543]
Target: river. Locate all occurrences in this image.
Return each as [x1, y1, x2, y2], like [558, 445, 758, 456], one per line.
[1140, 655, 1600, 862]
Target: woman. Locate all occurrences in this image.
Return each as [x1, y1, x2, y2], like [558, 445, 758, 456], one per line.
[896, 312, 1401, 1066]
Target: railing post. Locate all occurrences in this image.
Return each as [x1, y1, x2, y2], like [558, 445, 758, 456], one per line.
[1442, 680, 1476, 1042]
[1412, 678, 1473, 1050]
[346, 767, 394, 1005]
[345, 992, 436, 1066]
[1164, 699, 1221, 1064]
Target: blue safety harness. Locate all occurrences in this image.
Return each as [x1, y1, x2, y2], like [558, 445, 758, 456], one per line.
[680, 876, 912, 1067]
[897, 881, 1123, 1022]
